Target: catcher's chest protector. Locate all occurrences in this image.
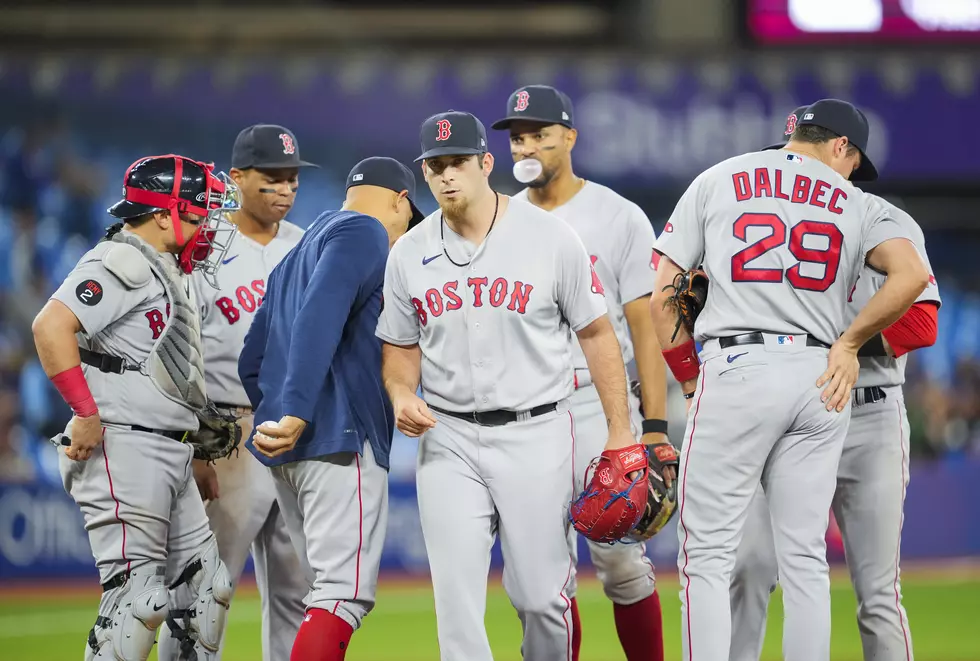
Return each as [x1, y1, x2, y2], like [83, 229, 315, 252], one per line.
[107, 231, 208, 411]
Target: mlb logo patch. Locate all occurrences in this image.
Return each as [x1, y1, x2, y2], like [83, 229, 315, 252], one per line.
[803, 112, 814, 120]
[352, 173, 364, 181]
[777, 335, 795, 345]
[786, 154, 803, 163]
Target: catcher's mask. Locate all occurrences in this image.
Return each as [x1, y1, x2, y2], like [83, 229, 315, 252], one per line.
[108, 154, 240, 287]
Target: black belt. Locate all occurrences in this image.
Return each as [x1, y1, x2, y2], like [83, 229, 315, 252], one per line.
[79, 347, 138, 375]
[103, 423, 190, 443]
[429, 402, 558, 427]
[853, 386, 887, 407]
[718, 332, 830, 350]
[214, 402, 251, 412]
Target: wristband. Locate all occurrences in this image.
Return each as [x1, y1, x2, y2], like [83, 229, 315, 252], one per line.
[51, 365, 98, 418]
[642, 419, 668, 436]
[683, 391, 695, 400]
[662, 339, 701, 383]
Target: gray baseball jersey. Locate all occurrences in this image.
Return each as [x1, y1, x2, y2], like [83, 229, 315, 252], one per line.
[655, 150, 911, 345]
[376, 196, 608, 412]
[193, 221, 304, 406]
[515, 181, 657, 369]
[848, 194, 941, 388]
[51, 245, 198, 430]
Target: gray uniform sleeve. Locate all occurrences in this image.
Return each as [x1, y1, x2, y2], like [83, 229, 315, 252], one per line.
[376, 245, 421, 345]
[50, 260, 148, 337]
[653, 173, 706, 271]
[616, 203, 658, 304]
[860, 196, 913, 262]
[556, 225, 608, 332]
[901, 214, 941, 307]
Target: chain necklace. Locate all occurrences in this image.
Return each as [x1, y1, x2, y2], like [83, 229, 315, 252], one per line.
[440, 192, 499, 267]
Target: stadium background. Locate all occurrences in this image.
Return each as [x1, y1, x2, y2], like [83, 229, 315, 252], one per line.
[1, 1, 979, 659]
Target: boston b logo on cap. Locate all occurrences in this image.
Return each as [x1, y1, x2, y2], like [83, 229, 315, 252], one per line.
[416, 111, 488, 162]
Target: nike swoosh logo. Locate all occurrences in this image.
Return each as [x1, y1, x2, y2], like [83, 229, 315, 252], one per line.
[151, 602, 167, 612]
[727, 352, 748, 363]
[422, 254, 442, 266]
[222, 255, 238, 265]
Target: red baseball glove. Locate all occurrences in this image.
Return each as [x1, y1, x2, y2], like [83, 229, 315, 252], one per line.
[569, 444, 649, 544]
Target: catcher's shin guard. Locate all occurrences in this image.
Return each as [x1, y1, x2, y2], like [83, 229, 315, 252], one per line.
[166, 539, 234, 660]
[86, 564, 169, 661]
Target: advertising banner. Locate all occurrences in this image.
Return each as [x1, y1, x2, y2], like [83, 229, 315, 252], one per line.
[2, 456, 979, 582]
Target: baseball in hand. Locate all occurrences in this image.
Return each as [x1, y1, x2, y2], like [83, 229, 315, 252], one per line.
[513, 159, 543, 184]
[261, 421, 279, 429]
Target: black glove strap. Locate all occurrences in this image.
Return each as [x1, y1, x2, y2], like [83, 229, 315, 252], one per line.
[642, 419, 668, 436]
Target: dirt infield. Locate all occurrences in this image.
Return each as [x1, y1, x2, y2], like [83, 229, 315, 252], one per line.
[3, 557, 979, 600]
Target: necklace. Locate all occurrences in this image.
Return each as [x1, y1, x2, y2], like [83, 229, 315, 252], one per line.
[440, 192, 499, 268]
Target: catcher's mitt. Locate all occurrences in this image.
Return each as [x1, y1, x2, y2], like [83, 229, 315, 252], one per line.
[661, 268, 709, 342]
[569, 444, 649, 544]
[187, 402, 242, 462]
[627, 442, 679, 541]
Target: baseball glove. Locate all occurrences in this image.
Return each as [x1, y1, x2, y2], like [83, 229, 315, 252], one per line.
[627, 442, 679, 541]
[661, 268, 709, 342]
[569, 444, 650, 544]
[187, 402, 242, 463]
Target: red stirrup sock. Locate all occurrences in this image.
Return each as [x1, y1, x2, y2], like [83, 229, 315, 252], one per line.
[613, 591, 665, 661]
[290, 608, 354, 661]
[570, 597, 582, 661]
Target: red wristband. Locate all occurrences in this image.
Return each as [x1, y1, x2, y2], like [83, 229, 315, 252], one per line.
[662, 339, 701, 383]
[51, 365, 99, 418]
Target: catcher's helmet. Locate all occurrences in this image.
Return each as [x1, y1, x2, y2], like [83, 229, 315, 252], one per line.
[108, 155, 226, 220]
[107, 154, 241, 287]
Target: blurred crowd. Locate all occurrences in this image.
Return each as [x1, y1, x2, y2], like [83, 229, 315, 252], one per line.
[1, 110, 979, 485]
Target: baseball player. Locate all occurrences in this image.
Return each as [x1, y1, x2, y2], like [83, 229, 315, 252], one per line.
[491, 85, 674, 661]
[727, 106, 941, 661]
[239, 156, 424, 661]
[377, 110, 643, 661]
[648, 98, 930, 661]
[31, 154, 240, 660]
[157, 125, 313, 661]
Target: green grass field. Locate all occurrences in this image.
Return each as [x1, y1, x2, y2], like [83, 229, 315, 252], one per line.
[4, 568, 979, 661]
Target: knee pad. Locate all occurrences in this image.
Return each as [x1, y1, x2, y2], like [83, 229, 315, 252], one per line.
[166, 540, 234, 660]
[86, 563, 169, 661]
[590, 541, 656, 604]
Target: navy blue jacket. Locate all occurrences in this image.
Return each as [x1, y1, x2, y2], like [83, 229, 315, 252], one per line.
[238, 210, 394, 469]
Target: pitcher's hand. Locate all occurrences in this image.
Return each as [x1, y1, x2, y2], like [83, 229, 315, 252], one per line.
[817, 340, 859, 412]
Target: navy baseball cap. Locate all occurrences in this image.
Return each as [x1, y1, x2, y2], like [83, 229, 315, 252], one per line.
[491, 85, 575, 131]
[415, 111, 488, 162]
[763, 106, 810, 151]
[231, 124, 319, 170]
[777, 100, 878, 182]
[346, 156, 425, 228]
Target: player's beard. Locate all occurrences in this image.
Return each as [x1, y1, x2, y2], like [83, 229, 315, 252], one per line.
[439, 195, 469, 221]
[525, 163, 557, 189]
